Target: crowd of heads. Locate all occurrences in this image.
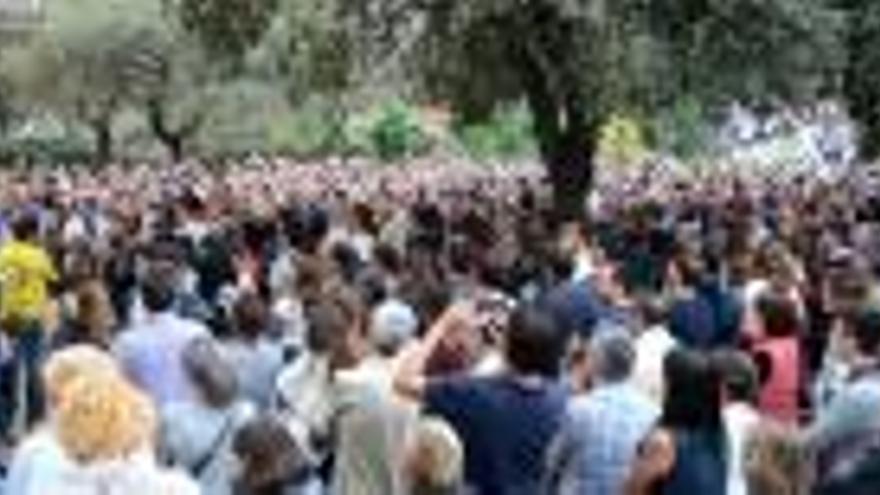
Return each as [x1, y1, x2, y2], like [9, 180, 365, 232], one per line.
[1, 157, 880, 494]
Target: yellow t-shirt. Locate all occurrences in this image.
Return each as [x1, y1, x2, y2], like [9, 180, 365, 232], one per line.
[0, 240, 58, 326]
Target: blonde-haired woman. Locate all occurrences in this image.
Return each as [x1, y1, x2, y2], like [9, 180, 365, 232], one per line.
[6, 345, 120, 495]
[404, 416, 464, 495]
[9, 347, 199, 495]
[50, 373, 199, 495]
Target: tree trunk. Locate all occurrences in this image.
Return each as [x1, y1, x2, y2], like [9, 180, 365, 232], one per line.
[511, 4, 597, 221]
[148, 97, 200, 164]
[544, 130, 596, 221]
[523, 74, 596, 221]
[165, 134, 185, 163]
[92, 120, 113, 164]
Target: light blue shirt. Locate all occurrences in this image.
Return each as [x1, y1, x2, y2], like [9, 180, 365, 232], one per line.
[161, 400, 256, 495]
[114, 311, 208, 406]
[546, 382, 659, 495]
[218, 337, 285, 408]
[810, 371, 880, 452]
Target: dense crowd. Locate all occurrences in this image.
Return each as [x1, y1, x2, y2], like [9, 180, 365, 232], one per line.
[0, 158, 880, 494]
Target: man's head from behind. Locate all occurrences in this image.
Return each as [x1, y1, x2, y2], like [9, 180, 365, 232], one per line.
[140, 264, 177, 314]
[714, 350, 759, 405]
[588, 330, 636, 386]
[504, 305, 564, 378]
[11, 212, 40, 242]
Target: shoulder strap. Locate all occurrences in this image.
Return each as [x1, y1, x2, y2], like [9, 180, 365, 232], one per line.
[191, 412, 237, 478]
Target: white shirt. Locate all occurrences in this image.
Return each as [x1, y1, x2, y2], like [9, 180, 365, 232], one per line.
[631, 325, 677, 405]
[45, 451, 199, 495]
[6, 427, 73, 495]
[724, 402, 762, 495]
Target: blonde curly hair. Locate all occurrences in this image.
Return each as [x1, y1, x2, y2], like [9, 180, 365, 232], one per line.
[55, 374, 156, 464]
[406, 416, 464, 491]
[42, 345, 120, 407]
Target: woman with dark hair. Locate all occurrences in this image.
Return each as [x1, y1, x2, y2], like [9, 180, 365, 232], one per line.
[161, 338, 256, 495]
[232, 414, 320, 495]
[751, 292, 802, 423]
[624, 349, 728, 495]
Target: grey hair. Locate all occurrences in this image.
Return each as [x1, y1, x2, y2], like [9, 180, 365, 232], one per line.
[182, 337, 239, 409]
[589, 330, 636, 384]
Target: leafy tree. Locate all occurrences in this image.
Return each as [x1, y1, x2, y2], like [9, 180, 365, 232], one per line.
[0, 0, 164, 161]
[345, 0, 840, 217]
[250, 0, 356, 154]
[177, 0, 279, 67]
[840, 1, 880, 161]
[123, 5, 215, 162]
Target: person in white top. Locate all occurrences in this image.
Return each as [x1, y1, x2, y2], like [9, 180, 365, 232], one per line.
[630, 297, 676, 406]
[24, 359, 199, 495]
[6, 346, 120, 495]
[716, 350, 763, 495]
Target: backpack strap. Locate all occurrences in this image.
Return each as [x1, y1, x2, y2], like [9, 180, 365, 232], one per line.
[191, 412, 236, 478]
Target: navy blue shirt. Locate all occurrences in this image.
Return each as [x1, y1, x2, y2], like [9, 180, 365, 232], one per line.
[425, 375, 566, 495]
[669, 283, 740, 349]
[658, 430, 727, 495]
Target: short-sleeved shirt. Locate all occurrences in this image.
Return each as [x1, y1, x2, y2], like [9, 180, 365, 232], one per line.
[0, 240, 57, 326]
[425, 375, 566, 495]
[114, 312, 209, 406]
[811, 372, 880, 472]
[547, 383, 659, 495]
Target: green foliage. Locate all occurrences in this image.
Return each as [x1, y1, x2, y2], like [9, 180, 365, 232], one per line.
[3, 0, 165, 115]
[178, 0, 279, 66]
[366, 101, 428, 161]
[0, 116, 92, 164]
[456, 106, 536, 160]
[196, 79, 288, 157]
[0, 0, 172, 160]
[268, 113, 329, 158]
[0, 0, 866, 171]
[259, 0, 352, 103]
[651, 98, 715, 159]
[842, 1, 880, 160]
[648, 0, 845, 108]
[598, 114, 649, 165]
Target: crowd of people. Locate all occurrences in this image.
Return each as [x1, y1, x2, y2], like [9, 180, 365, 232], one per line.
[0, 157, 878, 494]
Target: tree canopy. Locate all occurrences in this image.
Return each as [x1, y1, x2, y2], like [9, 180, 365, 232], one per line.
[1, 0, 875, 215]
[342, 0, 842, 215]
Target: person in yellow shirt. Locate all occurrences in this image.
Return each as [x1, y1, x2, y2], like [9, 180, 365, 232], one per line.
[0, 213, 58, 436]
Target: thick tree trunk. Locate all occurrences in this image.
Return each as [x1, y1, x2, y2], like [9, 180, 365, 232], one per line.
[511, 3, 597, 221]
[523, 78, 596, 221]
[544, 131, 596, 221]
